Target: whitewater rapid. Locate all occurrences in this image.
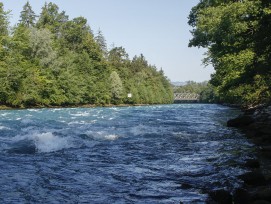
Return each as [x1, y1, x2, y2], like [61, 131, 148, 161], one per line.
[0, 104, 255, 203]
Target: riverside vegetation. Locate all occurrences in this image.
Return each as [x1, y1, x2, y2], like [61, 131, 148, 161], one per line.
[0, 0, 271, 203]
[188, 0, 271, 109]
[0, 2, 173, 108]
[188, 1, 271, 203]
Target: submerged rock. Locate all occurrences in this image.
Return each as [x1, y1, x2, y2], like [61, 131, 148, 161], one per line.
[227, 115, 254, 127]
[251, 187, 271, 202]
[252, 200, 271, 204]
[239, 171, 266, 186]
[180, 183, 193, 189]
[207, 189, 232, 204]
[244, 159, 260, 169]
[227, 105, 271, 204]
[233, 188, 250, 204]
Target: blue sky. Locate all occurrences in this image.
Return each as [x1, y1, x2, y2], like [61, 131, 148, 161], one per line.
[1, 0, 214, 82]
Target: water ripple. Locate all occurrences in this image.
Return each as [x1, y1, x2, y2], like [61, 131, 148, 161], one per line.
[0, 104, 255, 203]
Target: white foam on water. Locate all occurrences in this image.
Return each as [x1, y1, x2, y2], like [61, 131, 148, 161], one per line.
[70, 111, 90, 117]
[0, 126, 10, 130]
[68, 121, 87, 125]
[173, 132, 192, 137]
[12, 132, 73, 153]
[50, 108, 62, 112]
[27, 109, 41, 112]
[86, 130, 120, 141]
[21, 118, 34, 125]
[103, 134, 119, 141]
[33, 132, 72, 153]
[1, 113, 10, 117]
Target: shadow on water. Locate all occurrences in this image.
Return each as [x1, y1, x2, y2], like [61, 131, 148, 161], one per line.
[6, 139, 36, 154]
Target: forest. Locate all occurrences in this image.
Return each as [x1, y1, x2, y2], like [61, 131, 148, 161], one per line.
[188, 0, 271, 108]
[0, 2, 173, 108]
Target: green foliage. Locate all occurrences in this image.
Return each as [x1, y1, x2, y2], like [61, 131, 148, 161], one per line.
[109, 71, 123, 104]
[95, 29, 107, 57]
[0, 2, 9, 37]
[19, 1, 36, 27]
[29, 28, 56, 67]
[189, 0, 271, 108]
[174, 81, 217, 103]
[0, 1, 173, 108]
[0, 2, 10, 60]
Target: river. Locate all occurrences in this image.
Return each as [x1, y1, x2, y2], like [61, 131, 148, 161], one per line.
[0, 104, 256, 203]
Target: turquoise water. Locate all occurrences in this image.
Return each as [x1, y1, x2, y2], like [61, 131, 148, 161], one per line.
[0, 104, 255, 203]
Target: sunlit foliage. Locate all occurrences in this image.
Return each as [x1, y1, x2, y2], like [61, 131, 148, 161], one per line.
[0, 2, 173, 107]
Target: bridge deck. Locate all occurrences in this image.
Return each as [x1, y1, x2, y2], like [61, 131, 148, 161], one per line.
[174, 93, 200, 103]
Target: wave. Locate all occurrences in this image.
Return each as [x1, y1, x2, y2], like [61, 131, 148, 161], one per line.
[130, 124, 165, 136]
[7, 132, 73, 154]
[68, 121, 88, 125]
[1, 112, 11, 117]
[0, 125, 11, 130]
[85, 130, 120, 141]
[69, 111, 90, 117]
[32, 132, 72, 153]
[27, 109, 41, 112]
[21, 118, 34, 125]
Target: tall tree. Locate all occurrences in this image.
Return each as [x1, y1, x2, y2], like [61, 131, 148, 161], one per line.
[0, 1, 173, 107]
[0, 2, 10, 104]
[0, 2, 9, 36]
[109, 71, 124, 104]
[29, 28, 56, 67]
[36, 2, 68, 36]
[188, 0, 271, 107]
[60, 17, 90, 51]
[95, 28, 107, 57]
[19, 1, 36, 27]
[0, 2, 9, 55]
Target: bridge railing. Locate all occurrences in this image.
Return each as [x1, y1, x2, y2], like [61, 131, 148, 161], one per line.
[174, 93, 200, 102]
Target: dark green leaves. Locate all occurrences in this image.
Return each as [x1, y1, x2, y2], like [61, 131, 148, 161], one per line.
[189, 0, 271, 108]
[0, 1, 173, 107]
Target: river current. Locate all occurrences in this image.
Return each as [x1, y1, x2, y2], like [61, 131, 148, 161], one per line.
[0, 104, 255, 203]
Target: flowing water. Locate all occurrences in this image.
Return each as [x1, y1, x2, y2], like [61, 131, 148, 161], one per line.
[0, 104, 255, 203]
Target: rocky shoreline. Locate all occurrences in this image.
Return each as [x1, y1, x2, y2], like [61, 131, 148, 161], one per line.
[208, 106, 271, 204]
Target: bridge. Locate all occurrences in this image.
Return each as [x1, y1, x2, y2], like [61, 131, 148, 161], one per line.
[174, 93, 200, 103]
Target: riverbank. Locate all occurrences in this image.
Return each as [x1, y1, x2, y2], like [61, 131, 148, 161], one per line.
[209, 105, 271, 204]
[0, 103, 155, 110]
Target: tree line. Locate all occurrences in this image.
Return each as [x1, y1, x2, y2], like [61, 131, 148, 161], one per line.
[0, 2, 173, 108]
[189, 0, 271, 108]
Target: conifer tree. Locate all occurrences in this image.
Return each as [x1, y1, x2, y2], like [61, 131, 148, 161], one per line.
[95, 29, 107, 57]
[0, 2, 9, 37]
[19, 1, 36, 27]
